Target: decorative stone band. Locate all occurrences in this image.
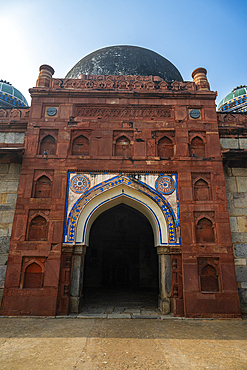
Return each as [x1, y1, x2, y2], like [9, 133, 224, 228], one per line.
[75, 106, 172, 119]
[52, 76, 196, 92]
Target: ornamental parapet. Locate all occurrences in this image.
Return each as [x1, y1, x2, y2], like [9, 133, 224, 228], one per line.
[217, 112, 247, 129]
[0, 108, 30, 121]
[51, 75, 196, 92]
[0, 108, 29, 131]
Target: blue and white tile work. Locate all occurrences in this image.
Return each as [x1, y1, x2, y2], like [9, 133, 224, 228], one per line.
[63, 172, 180, 247]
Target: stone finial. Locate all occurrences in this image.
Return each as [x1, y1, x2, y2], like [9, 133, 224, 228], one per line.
[36, 64, 55, 87]
[192, 67, 210, 91]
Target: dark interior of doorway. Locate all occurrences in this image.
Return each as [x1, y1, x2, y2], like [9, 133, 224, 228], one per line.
[82, 204, 158, 309]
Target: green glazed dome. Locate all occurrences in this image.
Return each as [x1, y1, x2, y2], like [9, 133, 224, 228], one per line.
[217, 86, 247, 113]
[0, 80, 28, 109]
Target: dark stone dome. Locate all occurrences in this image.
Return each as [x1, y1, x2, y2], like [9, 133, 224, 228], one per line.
[66, 45, 183, 82]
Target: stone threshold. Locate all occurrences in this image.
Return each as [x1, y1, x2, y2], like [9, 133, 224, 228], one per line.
[0, 315, 244, 320]
[57, 313, 177, 319]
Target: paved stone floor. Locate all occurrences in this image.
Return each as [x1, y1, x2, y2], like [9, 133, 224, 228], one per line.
[0, 316, 247, 369]
[78, 287, 162, 318]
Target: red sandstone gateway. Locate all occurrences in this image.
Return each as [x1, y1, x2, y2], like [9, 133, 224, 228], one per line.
[0, 46, 242, 317]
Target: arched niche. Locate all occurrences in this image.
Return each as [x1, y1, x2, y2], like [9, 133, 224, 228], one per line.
[75, 184, 169, 247]
[39, 135, 56, 155]
[115, 136, 131, 157]
[200, 264, 219, 292]
[196, 217, 215, 243]
[28, 215, 48, 241]
[34, 175, 52, 198]
[190, 136, 205, 157]
[72, 135, 89, 156]
[158, 136, 174, 158]
[23, 261, 44, 289]
[194, 179, 210, 201]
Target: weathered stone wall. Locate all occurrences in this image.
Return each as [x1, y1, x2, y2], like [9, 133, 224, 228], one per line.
[224, 166, 247, 313]
[0, 130, 24, 305]
[220, 137, 247, 151]
[0, 162, 21, 305]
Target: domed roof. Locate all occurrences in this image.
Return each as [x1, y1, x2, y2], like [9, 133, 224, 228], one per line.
[217, 86, 247, 113]
[66, 45, 183, 82]
[0, 80, 28, 109]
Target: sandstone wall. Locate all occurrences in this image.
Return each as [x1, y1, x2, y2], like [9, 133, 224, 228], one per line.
[0, 131, 24, 305]
[224, 166, 247, 313]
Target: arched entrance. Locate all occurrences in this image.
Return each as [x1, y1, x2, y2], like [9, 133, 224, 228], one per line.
[82, 204, 158, 308]
[65, 175, 178, 315]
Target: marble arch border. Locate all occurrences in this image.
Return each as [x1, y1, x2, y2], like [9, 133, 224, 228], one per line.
[63, 174, 180, 247]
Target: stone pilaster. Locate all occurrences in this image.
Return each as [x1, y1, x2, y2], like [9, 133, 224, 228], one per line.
[69, 244, 87, 314]
[157, 246, 172, 314]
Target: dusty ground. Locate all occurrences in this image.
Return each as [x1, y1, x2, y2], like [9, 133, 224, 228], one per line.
[0, 317, 247, 369]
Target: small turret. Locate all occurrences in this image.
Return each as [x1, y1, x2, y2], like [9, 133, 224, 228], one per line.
[36, 64, 55, 87]
[192, 67, 210, 91]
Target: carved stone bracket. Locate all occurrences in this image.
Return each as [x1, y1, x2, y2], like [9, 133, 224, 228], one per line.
[156, 246, 170, 255]
[74, 244, 87, 255]
[62, 244, 87, 255]
[62, 244, 74, 253]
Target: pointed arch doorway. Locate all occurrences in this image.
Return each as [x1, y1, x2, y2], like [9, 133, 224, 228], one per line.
[83, 203, 158, 309]
[66, 177, 176, 315]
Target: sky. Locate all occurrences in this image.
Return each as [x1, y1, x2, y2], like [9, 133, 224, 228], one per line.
[1, 0, 246, 106]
